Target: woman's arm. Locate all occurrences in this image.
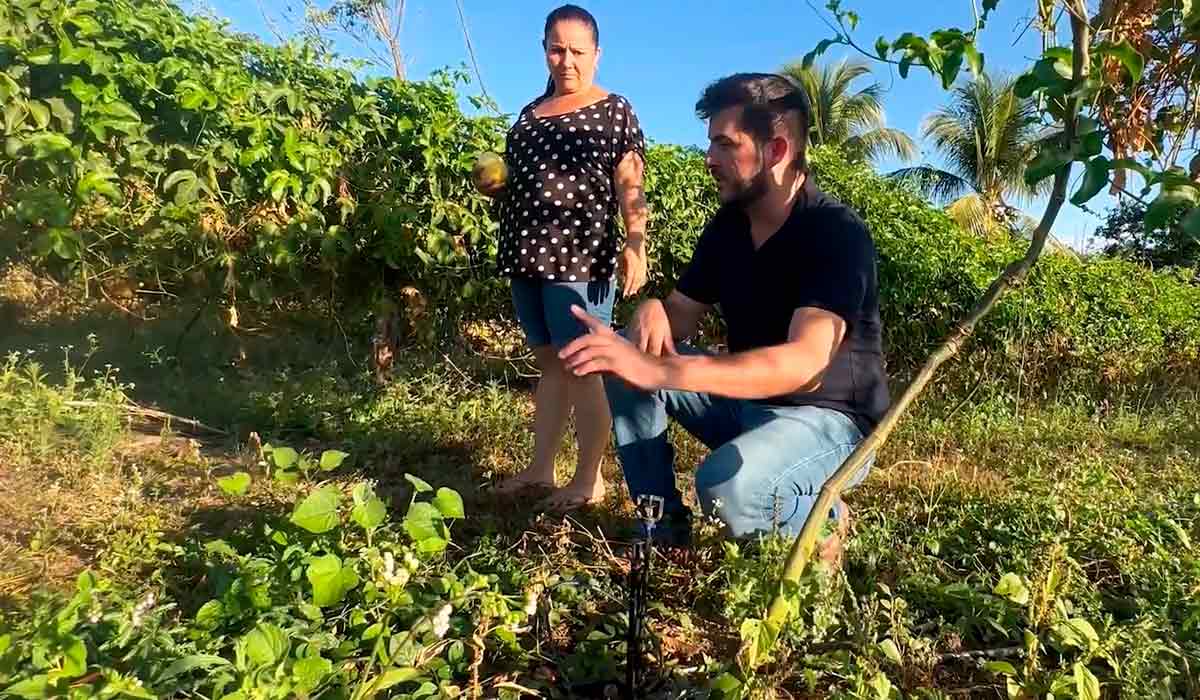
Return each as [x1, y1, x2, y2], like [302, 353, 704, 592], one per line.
[614, 149, 649, 298]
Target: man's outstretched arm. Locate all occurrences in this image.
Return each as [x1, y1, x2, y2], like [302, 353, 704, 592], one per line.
[560, 305, 846, 399]
[660, 307, 844, 398]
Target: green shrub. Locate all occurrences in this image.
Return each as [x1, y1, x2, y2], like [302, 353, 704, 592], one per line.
[3, 0, 1198, 391]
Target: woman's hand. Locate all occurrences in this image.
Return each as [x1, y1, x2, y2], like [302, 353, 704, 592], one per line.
[619, 236, 648, 298]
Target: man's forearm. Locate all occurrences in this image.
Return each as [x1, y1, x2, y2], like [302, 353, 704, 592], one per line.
[660, 345, 825, 399]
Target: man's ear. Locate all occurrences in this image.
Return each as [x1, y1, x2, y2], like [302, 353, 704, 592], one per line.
[767, 135, 791, 170]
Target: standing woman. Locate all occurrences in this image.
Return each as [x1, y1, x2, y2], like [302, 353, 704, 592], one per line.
[476, 4, 649, 511]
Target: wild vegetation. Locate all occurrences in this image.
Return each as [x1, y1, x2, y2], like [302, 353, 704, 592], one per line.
[1, 0, 1199, 698]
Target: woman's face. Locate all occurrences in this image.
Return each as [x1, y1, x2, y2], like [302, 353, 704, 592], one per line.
[544, 20, 599, 96]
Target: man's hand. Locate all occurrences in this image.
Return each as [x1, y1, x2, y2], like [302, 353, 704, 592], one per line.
[628, 298, 676, 357]
[560, 306, 670, 390]
[618, 239, 648, 298]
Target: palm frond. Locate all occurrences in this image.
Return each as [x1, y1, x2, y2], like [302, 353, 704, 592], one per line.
[888, 166, 973, 204]
[845, 128, 918, 163]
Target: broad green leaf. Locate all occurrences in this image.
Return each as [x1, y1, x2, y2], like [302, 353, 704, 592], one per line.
[803, 38, 837, 69]
[275, 470, 300, 485]
[94, 100, 141, 122]
[49, 228, 83, 260]
[879, 638, 902, 665]
[403, 501, 443, 543]
[66, 14, 102, 35]
[158, 654, 231, 682]
[994, 572, 1030, 605]
[709, 672, 745, 700]
[1146, 186, 1199, 233]
[272, 446, 300, 470]
[868, 672, 894, 700]
[433, 488, 465, 520]
[293, 656, 333, 692]
[404, 474, 433, 493]
[1070, 157, 1110, 206]
[372, 666, 421, 693]
[319, 450, 348, 471]
[984, 660, 1018, 675]
[1099, 39, 1145, 84]
[61, 636, 87, 677]
[26, 101, 49, 130]
[306, 554, 359, 607]
[194, 600, 224, 630]
[3, 102, 25, 133]
[76, 571, 96, 593]
[939, 49, 963, 89]
[77, 170, 121, 202]
[963, 43, 984, 77]
[2, 676, 50, 700]
[163, 169, 197, 194]
[1052, 618, 1099, 652]
[875, 36, 890, 59]
[1025, 146, 1072, 186]
[242, 623, 289, 668]
[352, 494, 387, 533]
[415, 535, 447, 554]
[736, 617, 779, 671]
[217, 472, 251, 497]
[1074, 662, 1100, 700]
[290, 486, 341, 534]
[66, 77, 100, 105]
[25, 46, 54, 65]
[24, 132, 73, 160]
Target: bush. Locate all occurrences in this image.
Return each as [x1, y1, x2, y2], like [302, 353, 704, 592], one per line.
[3, 0, 1198, 391]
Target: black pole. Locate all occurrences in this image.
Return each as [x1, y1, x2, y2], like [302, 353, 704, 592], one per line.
[625, 495, 663, 699]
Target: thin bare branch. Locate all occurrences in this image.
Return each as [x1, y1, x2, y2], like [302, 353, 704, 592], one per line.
[764, 0, 1092, 632]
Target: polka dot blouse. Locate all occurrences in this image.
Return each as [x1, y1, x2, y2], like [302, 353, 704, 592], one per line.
[497, 93, 645, 282]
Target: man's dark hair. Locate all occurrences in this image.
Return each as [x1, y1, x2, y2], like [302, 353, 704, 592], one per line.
[695, 73, 811, 171]
[540, 5, 600, 97]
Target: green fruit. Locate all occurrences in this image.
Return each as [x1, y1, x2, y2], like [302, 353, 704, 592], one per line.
[471, 152, 508, 193]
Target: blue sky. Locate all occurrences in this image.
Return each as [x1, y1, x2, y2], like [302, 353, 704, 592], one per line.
[193, 0, 1114, 249]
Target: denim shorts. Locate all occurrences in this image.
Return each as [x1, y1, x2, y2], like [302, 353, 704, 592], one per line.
[510, 277, 615, 349]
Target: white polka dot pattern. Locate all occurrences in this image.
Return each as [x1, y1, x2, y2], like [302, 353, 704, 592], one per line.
[497, 94, 644, 281]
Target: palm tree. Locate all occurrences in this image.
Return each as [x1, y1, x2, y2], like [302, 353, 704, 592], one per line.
[891, 73, 1048, 237]
[781, 58, 917, 166]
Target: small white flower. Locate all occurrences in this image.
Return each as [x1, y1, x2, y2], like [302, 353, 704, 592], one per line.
[431, 603, 452, 639]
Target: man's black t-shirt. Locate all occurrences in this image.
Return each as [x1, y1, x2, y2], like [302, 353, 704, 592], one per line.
[675, 178, 890, 433]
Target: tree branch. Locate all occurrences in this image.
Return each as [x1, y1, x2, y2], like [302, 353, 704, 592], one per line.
[763, 0, 1091, 630]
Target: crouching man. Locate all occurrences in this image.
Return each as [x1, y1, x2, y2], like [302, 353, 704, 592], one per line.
[559, 73, 890, 558]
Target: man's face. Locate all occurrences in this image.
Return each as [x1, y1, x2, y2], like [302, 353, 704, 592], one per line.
[705, 106, 770, 207]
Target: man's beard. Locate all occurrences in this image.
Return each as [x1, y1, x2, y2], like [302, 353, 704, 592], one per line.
[718, 147, 771, 208]
[721, 166, 771, 208]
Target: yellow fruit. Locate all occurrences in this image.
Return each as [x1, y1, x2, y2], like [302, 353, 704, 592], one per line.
[471, 152, 508, 193]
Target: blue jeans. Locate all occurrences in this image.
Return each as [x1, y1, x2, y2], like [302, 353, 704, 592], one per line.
[603, 343, 871, 540]
[510, 277, 615, 349]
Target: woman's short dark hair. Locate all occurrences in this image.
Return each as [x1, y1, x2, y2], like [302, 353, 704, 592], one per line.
[540, 5, 599, 97]
[695, 73, 812, 171]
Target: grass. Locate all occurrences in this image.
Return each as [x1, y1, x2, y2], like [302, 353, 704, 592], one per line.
[1, 262, 1198, 698]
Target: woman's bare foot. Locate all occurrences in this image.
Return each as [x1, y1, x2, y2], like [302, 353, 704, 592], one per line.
[539, 476, 607, 513]
[489, 468, 556, 496]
